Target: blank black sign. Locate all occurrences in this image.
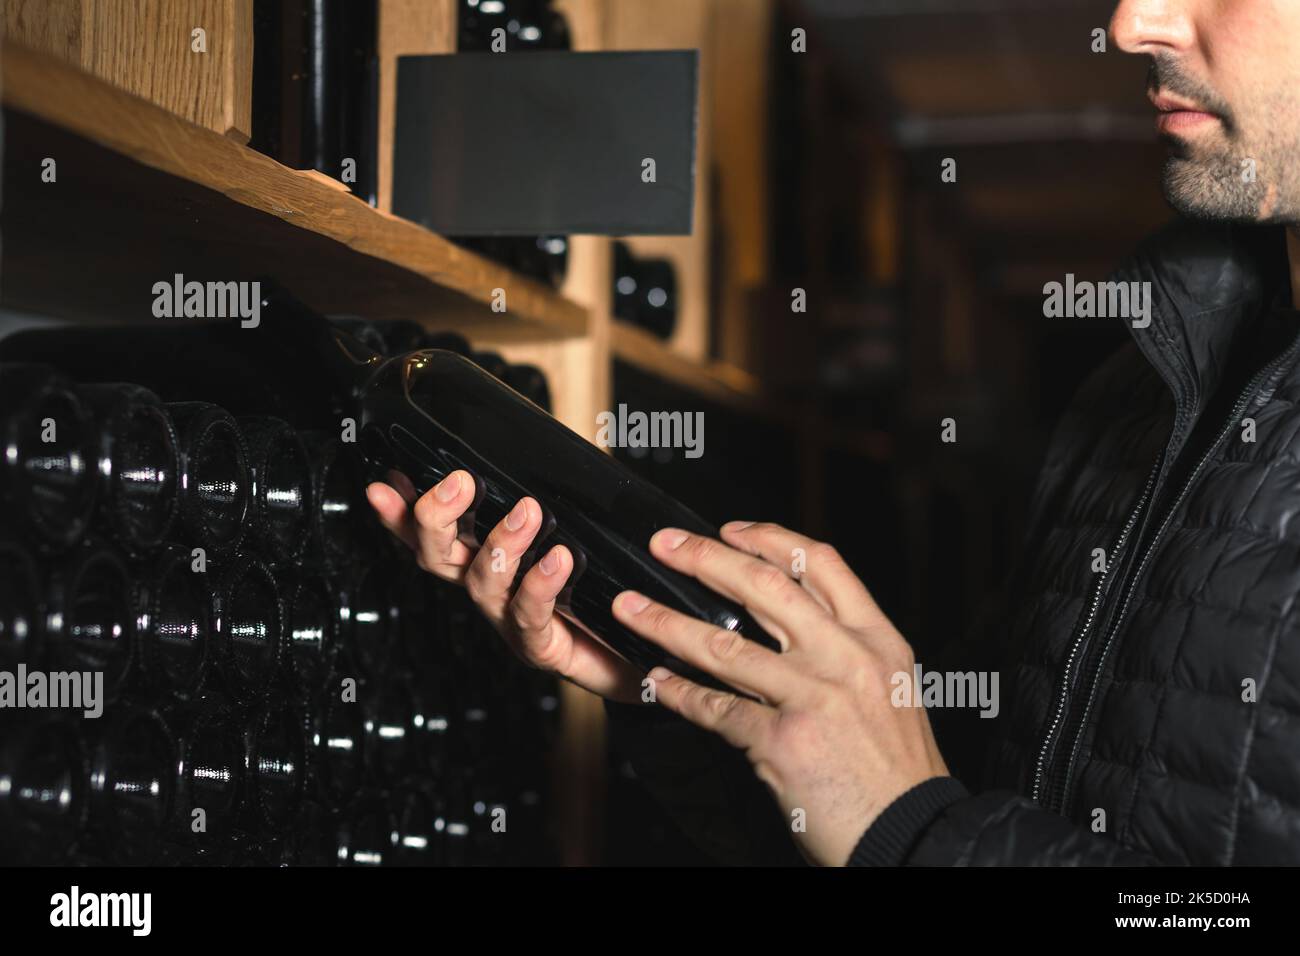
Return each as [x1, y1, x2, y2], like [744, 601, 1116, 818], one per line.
[393, 51, 698, 236]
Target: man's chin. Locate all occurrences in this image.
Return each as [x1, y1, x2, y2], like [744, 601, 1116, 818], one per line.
[1162, 158, 1266, 223]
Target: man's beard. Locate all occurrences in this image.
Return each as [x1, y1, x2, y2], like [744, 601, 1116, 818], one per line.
[1162, 143, 1267, 223]
[1152, 55, 1300, 225]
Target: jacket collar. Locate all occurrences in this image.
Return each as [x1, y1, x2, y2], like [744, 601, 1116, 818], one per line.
[1113, 218, 1290, 425]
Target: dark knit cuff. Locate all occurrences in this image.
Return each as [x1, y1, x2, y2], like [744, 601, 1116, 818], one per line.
[847, 776, 970, 866]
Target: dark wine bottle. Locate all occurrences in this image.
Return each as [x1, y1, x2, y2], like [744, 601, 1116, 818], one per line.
[331, 791, 397, 866]
[168, 402, 252, 555]
[45, 542, 136, 702]
[307, 655, 367, 809]
[242, 692, 307, 834]
[613, 242, 678, 339]
[421, 331, 472, 358]
[0, 538, 44, 669]
[164, 692, 244, 846]
[84, 705, 175, 864]
[239, 416, 312, 565]
[408, 672, 451, 779]
[0, 716, 88, 864]
[390, 786, 443, 867]
[468, 767, 511, 866]
[459, 1, 570, 54]
[502, 362, 552, 413]
[258, 0, 379, 203]
[364, 675, 421, 783]
[612, 241, 640, 325]
[370, 319, 429, 355]
[388, 568, 453, 773]
[78, 383, 181, 554]
[453, 640, 494, 768]
[470, 350, 510, 383]
[303, 432, 366, 572]
[390, 557, 442, 676]
[458, 0, 508, 51]
[215, 555, 283, 705]
[266, 799, 334, 865]
[0, 364, 98, 549]
[251, 284, 774, 687]
[135, 544, 215, 700]
[536, 235, 570, 286]
[441, 768, 472, 867]
[330, 316, 387, 356]
[349, 558, 398, 680]
[280, 571, 341, 701]
[542, 0, 571, 50]
[635, 257, 678, 339]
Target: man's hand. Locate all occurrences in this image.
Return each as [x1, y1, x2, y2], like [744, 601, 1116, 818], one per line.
[366, 470, 645, 703]
[612, 520, 951, 866]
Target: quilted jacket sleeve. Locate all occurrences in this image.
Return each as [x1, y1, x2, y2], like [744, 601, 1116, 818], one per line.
[849, 780, 1166, 865]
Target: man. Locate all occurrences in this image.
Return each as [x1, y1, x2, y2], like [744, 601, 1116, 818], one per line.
[368, 0, 1300, 865]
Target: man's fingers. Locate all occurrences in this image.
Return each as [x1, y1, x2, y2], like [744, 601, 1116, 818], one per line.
[366, 481, 419, 551]
[646, 528, 828, 649]
[385, 469, 418, 504]
[409, 470, 477, 579]
[645, 665, 776, 752]
[719, 521, 885, 632]
[464, 496, 546, 621]
[613, 591, 805, 706]
[507, 544, 573, 669]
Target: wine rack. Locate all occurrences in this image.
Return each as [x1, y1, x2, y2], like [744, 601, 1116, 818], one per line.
[0, 325, 561, 867]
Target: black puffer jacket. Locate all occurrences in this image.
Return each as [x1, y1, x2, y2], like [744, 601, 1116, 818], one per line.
[608, 219, 1300, 866]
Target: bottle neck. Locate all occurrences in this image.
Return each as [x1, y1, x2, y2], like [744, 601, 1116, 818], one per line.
[255, 281, 386, 400]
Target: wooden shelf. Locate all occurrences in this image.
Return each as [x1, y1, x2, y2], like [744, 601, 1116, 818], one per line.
[0, 40, 589, 339]
[612, 320, 891, 462]
[611, 320, 772, 413]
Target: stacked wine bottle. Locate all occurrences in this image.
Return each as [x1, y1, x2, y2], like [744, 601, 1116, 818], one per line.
[0, 324, 560, 866]
[448, 0, 572, 287]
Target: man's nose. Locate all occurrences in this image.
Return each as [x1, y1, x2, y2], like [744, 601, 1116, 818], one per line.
[1110, 0, 1195, 55]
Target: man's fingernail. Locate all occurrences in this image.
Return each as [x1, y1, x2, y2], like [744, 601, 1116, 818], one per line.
[657, 529, 688, 551]
[647, 666, 672, 682]
[435, 472, 461, 502]
[505, 498, 529, 531]
[539, 547, 559, 575]
[722, 520, 755, 532]
[619, 591, 650, 614]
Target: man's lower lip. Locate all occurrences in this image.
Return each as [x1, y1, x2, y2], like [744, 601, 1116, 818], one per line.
[1156, 110, 1218, 133]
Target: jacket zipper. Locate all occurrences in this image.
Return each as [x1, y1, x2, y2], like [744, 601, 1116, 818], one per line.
[1029, 454, 1162, 805]
[1034, 330, 1300, 814]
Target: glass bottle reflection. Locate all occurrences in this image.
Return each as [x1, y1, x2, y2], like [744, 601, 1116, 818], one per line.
[239, 416, 312, 566]
[0, 365, 97, 549]
[79, 383, 181, 554]
[0, 717, 88, 864]
[168, 402, 251, 555]
[85, 706, 175, 864]
[216, 555, 282, 705]
[137, 544, 214, 700]
[46, 543, 135, 702]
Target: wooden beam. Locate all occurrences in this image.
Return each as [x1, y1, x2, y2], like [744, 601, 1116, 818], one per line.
[4, 0, 253, 142]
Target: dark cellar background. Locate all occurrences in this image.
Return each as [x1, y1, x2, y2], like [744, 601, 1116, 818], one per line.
[608, 0, 1166, 863]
